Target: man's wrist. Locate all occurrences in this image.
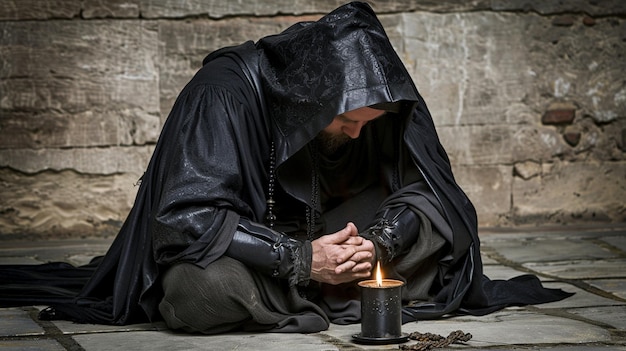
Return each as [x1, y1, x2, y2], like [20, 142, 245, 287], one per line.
[291, 240, 312, 286]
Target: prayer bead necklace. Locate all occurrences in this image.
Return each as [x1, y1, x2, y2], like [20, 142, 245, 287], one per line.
[265, 142, 277, 229]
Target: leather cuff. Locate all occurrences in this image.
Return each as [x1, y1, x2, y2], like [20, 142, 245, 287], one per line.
[360, 206, 421, 263]
[225, 218, 310, 286]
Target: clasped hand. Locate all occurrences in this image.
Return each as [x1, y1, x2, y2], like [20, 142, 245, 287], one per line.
[310, 222, 375, 285]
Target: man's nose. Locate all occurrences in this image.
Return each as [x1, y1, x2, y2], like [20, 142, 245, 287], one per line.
[342, 122, 366, 139]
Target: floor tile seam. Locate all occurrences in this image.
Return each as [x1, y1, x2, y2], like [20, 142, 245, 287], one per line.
[25, 306, 86, 351]
[315, 332, 364, 351]
[524, 305, 620, 332]
[548, 277, 626, 303]
[482, 244, 626, 274]
[519, 257, 626, 263]
[478, 232, 626, 243]
[587, 237, 626, 257]
[479, 225, 626, 235]
[491, 341, 626, 349]
[478, 245, 557, 278]
[476, 246, 626, 302]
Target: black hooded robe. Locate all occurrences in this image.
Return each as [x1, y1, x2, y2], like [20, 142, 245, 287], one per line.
[0, 1, 572, 328]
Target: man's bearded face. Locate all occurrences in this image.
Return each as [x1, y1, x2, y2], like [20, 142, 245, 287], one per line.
[316, 130, 352, 154]
[317, 106, 386, 154]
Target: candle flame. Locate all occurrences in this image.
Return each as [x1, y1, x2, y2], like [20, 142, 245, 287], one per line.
[375, 261, 382, 287]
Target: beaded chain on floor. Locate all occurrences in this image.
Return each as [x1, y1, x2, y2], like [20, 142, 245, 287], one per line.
[399, 330, 472, 350]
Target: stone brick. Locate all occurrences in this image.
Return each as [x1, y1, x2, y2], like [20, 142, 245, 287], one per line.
[438, 125, 514, 165]
[491, 0, 626, 16]
[511, 126, 567, 163]
[512, 161, 626, 224]
[563, 132, 582, 147]
[140, 0, 333, 18]
[0, 146, 154, 175]
[0, 109, 159, 149]
[157, 17, 304, 117]
[403, 12, 532, 126]
[139, 0, 493, 19]
[0, 21, 160, 111]
[542, 109, 576, 125]
[583, 16, 596, 26]
[523, 18, 626, 125]
[552, 15, 576, 27]
[514, 160, 542, 180]
[0, 0, 80, 20]
[0, 168, 138, 237]
[452, 165, 513, 227]
[569, 118, 624, 162]
[0, 111, 119, 149]
[0, 20, 160, 148]
[83, 0, 140, 18]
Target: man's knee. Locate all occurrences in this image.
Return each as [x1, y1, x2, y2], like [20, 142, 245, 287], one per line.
[159, 257, 254, 333]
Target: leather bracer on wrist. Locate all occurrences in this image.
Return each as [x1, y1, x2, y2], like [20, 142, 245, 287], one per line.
[224, 218, 311, 286]
[360, 206, 421, 264]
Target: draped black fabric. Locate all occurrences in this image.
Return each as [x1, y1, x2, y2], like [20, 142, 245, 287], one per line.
[0, 1, 571, 327]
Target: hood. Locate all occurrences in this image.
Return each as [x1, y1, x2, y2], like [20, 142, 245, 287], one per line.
[257, 1, 420, 164]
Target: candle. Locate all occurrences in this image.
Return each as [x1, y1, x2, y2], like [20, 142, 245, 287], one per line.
[353, 262, 408, 344]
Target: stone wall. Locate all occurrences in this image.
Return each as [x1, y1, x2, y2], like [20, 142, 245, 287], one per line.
[1, 0, 624, 238]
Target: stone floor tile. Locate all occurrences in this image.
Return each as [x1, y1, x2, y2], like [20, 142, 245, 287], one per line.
[0, 256, 42, 264]
[0, 240, 111, 264]
[64, 254, 100, 266]
[586, 279, 626, 300]
[566, 305, 626, 330]
[523, 259, 626, 279]
[24, 305, 169, 335]
[480, 252, 499, 264]
[483, 237, 618, 264]
[72, 330, 342, 351]
[51, 319, 168, 335]
[0, 239, 113, 251]
[0, 339, 66, 351]
[484, 346, 626, 351]
[482, 264, 550, 281]
[479, 227, 626, 241]
[319, 323, 412, 350]
[600, 235, 626, 252]
[535, 282, 625, 309]
[404, 310, 611, 347]
[0, 308, 44, 337]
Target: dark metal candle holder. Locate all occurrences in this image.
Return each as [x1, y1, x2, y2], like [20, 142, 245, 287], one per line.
[352, 279, 409, 344]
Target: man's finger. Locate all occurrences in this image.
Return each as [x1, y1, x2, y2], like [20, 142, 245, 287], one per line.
[335, 259, 356, 274]
[335, 246, 358, 264]
[325, 222, 359, 244]
[351, 261, 373, 273]
[347, 250, 373, 263]
[340, 236, 363, 246]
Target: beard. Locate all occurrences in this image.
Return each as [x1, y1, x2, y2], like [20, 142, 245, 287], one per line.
[315, 131, 352, 155]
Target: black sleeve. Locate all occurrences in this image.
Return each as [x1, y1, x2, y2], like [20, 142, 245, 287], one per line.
[360, 205, 421, 263]
[225, 218, 312, 287]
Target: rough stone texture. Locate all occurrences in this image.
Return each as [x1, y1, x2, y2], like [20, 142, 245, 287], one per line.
[0, 0, 81, 20]
[0, 1, 624, 237]
[402, 10, 625, 227]
[542, 108, 576, 125]
[156, 17, 306, 121]
[512, 161, 625, 224]
[0, 308, 44, 337]
[514, 160, 542, 180]
[0, 169, 140, 238]
[0, 146, 154, 174]
[450, 165, 512, 226]
[83, 0, 141, 19]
